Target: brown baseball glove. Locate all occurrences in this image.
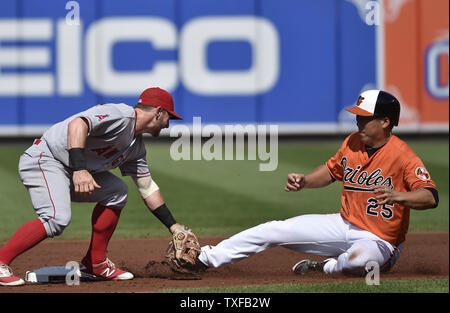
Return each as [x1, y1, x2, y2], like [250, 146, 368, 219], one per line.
[166, 225, 201, 268]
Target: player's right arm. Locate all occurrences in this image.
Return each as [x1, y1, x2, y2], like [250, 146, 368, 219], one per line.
[131, 176, 182, 234]
[285, 165, 334, 192]
[67, 117, 101, 195]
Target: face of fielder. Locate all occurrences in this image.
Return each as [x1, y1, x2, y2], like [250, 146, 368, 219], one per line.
[150, 109, 170, 137]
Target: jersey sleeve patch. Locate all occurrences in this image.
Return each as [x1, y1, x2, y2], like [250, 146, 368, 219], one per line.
[94, 114, 109, 121]
[415, 166, 431, 181]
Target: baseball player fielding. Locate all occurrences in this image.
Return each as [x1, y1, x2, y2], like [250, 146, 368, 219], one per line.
[0, 87, 200, 286]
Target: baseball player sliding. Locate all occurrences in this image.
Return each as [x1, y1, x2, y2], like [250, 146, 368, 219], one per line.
[0, 87, 200, 286]
[177, 90, 439, 277]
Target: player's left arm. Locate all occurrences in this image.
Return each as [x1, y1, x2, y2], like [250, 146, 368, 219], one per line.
[374, 186, 438, 210]
[376, 150, 440, 210]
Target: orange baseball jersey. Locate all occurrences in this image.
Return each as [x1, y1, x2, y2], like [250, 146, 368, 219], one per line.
[326, 132, 437, 245]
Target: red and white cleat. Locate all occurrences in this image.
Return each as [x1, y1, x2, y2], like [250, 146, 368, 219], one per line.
[0, 264, 25, 286]
[80, 258, 134, 281]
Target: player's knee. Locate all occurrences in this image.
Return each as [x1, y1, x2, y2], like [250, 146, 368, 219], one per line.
[343, 250, 379, 276]
[102, 180, 128, 209]
[116, 179, 128, 199]
[43, 214, 71, 237]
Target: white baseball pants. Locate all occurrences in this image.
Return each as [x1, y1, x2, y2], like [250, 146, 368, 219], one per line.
[198, 213, 401, 274]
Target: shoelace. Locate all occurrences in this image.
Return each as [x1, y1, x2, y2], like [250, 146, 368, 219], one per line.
[102, 258, 116, 269]
[0, 264, 13, 276]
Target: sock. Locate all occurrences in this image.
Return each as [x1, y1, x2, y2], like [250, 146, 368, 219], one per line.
[84, 204, 121, 265]
[0, 219, 47, 265]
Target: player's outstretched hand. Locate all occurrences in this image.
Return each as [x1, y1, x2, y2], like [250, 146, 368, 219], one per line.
[167, 224, 201, 267]
[72, 169, 101, 196]
[285, 173, 306, 192]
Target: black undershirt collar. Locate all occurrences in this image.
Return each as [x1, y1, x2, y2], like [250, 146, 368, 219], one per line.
[365, 144, 384, 157]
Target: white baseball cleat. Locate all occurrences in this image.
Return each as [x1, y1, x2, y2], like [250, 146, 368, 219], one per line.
[0, 264, 25, 286]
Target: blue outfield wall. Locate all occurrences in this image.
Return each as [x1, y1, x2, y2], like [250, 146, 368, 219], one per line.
[0, 0, 378, 135]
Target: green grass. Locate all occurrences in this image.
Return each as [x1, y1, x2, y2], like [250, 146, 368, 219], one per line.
[0, 140, 448, 240]
[159, 278, 449, 293]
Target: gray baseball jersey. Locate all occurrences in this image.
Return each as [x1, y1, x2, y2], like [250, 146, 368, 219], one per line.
[19, 103, 150, 238]
[43, 102, 150, 177]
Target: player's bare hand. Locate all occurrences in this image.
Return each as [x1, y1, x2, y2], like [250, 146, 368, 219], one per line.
[374, 185, 399, 205]
[72, 170, 101, 196]
[285, 173, 305, 192]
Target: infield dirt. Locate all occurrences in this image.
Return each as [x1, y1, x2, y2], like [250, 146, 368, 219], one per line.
[1, 232, 448, 293]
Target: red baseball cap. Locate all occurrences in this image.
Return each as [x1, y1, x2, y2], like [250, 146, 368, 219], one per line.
[137, 87, 182, 120]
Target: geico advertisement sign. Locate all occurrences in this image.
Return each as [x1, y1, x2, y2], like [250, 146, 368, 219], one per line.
[0, 17, 279, 96]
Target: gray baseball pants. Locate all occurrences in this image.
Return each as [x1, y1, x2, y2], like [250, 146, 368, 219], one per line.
[18, 139, 128, 238]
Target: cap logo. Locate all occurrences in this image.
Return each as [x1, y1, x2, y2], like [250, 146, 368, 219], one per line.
[356, 96, 364, 106]
[138, 99, 142, 103]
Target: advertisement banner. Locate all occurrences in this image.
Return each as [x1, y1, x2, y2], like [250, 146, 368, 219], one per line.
[0, 0, 448, 135]
[383, 0, 449, 130]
